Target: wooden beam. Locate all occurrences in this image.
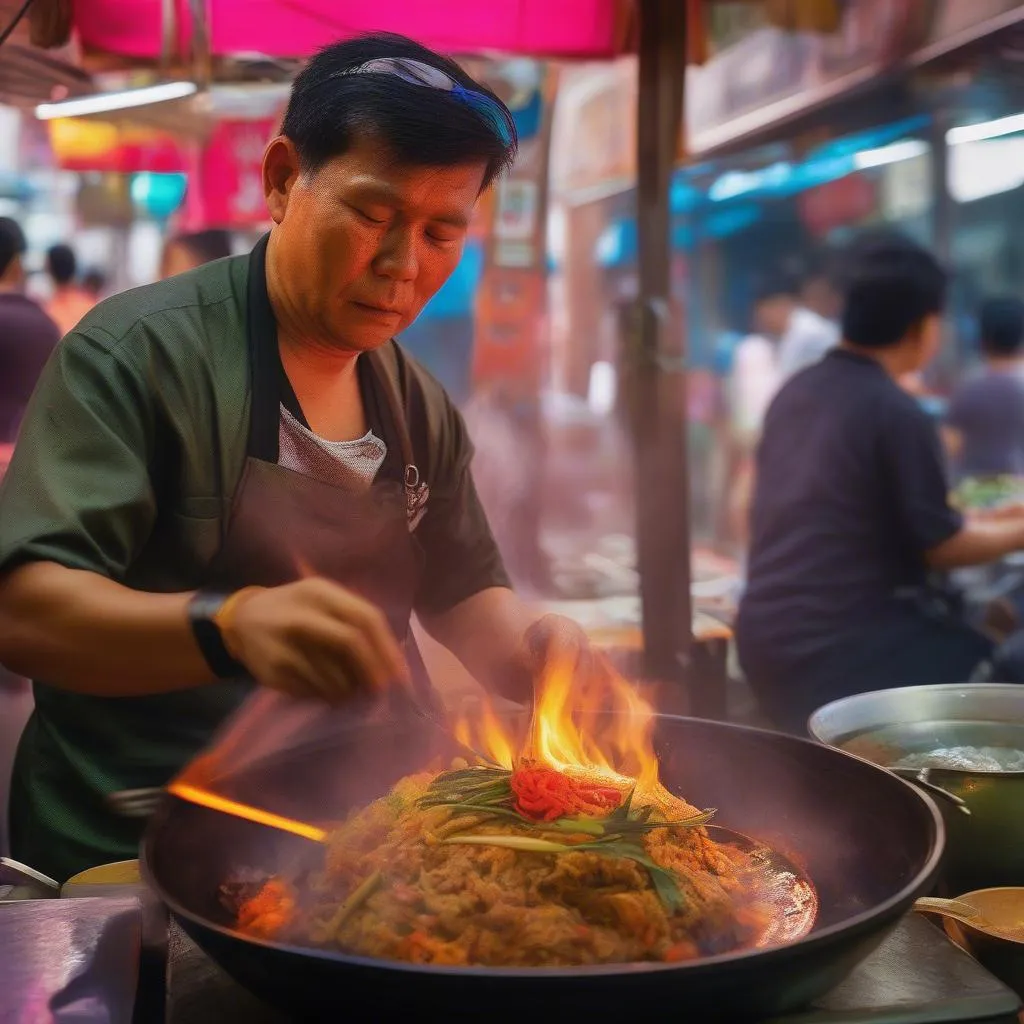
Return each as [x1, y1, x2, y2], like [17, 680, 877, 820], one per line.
[630, 0, 693, 695]
[28, 0, 73, 48]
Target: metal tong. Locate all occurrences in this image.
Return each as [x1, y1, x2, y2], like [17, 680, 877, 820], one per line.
[108, 695, 502, 821]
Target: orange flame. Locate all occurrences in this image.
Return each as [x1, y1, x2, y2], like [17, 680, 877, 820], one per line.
[167, 782, 328, 843]
[456, 655, 668, 802]
[457, 700, 515, 770]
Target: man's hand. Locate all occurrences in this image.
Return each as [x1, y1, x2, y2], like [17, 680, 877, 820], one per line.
[221, 578, 409, 703]
[928, 514, 1024, 569]
[510, 613, 612, 699]
[421, 589, 602, 703]
[523, 613, 594, 674]
[968, 502, 1024, 523]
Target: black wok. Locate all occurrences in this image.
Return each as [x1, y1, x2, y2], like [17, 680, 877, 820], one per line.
[141, 715, 944, 1021]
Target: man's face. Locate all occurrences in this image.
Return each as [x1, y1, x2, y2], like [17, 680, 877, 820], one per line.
[802, 277, 840, 321]
[754, 295, 792, 340]
[265, 135, 485, 352]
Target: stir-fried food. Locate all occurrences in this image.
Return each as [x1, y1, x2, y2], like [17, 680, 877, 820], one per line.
[227, 761, 783, 967]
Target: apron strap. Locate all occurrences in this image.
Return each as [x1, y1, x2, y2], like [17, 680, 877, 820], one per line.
[364, 349, 419, 480]
[245, 233, 281, 463]
[244, 232, 420, 487]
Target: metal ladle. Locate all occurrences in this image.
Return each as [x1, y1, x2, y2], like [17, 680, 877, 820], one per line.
[889, 767, 971, 815]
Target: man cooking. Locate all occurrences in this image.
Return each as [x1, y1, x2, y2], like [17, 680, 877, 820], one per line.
[0, 33, 589, 881]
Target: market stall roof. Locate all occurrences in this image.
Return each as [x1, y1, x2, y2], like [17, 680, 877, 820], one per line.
[0, 0, 89, 108]
[71, 0, 632, 60]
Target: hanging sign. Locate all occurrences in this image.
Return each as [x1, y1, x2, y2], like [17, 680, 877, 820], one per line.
[180, 118, 275, 230]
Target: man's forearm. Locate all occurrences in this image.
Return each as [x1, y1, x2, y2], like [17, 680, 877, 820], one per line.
[927, 519, 1024, 570]
[421, 587, 536, 701]
[0, 561, 214, 695]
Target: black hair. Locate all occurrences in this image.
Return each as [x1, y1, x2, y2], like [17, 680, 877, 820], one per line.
[0, 217, 26, 277]
[281, 32, 517, 189]
[46, 243, 77, 285]
[840, 230, 947, 348]
[82, 267, 107, 295]
[173, 229, 233, 265]
[753, 270, 800, 305]
[801, 250, 841, 289]
[979, 296, 1024, 357]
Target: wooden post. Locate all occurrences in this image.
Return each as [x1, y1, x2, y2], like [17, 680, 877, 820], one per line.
[630, 0, 694, 701]
[28, 0, 73, 48]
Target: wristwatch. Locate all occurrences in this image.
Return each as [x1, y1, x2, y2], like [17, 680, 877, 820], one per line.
[187, 590, 246, 679]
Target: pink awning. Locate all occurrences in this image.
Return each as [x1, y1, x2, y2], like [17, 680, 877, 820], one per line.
[72, 0, 628, 60]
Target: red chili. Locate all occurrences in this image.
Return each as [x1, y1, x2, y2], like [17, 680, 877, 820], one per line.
[510, 763, 624, 821]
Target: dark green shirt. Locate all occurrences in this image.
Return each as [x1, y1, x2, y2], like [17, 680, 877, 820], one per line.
[0, 249, 506, 607]
[0, 249, 508, 880]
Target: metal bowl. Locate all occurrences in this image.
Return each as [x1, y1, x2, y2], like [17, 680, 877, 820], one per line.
[808, 684, 1024, 892]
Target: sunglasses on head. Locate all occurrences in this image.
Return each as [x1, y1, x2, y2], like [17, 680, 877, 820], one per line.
[332, 57, 515, 148]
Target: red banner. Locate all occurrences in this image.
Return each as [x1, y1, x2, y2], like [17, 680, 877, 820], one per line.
[798, 173, 877, 236]
[180, 119, 275, 230]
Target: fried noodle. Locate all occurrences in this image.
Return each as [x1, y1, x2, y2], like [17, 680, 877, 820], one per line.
[227, 767, 780, 967]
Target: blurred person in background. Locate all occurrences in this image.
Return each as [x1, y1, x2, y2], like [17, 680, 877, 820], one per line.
[82, 267, 108, 302]
[725, 302, 780, 552]
[737, 232, 1024, 733]
[755, 271, 839, 382]
[944, 297, 1024, 479]
[799, 265, 842, 324]
[45, 244, 97, 337]
[159, 228, 233, 279]
[1, 233, 65, 858]
[0, 218, 60, 445]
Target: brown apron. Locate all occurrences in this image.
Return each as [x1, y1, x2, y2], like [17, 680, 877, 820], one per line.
[208, 232, 435, 708]
[9, 234, 434, 880]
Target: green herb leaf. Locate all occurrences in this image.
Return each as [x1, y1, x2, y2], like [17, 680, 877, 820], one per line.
[606, 808, 717, 836]
[645, 862, 686, 913]
[441, 835, 576, 854]
[439, 803, 523, 822]
[546, 817, 607, 837]
[418, 767, 514, 812]
[441, 834, 685, 912]
[606, 786, 634, 824]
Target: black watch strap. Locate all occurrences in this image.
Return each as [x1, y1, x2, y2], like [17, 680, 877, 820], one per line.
[188, 590, 246, 679]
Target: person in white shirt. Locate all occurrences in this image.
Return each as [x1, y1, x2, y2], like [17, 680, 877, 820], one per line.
[754, 273, 840, 381]
[726, 330, 779, 550]
[726, 272, 839, 547]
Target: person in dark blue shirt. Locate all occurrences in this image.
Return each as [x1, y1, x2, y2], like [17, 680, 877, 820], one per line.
[737, 232, 1024, 732]
[945, 297, 1024, 478]
[0, 218, 60, 443]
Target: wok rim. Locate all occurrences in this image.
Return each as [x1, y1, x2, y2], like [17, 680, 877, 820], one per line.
[808, 683, 1024, 778]
[140, 714, 946, 980]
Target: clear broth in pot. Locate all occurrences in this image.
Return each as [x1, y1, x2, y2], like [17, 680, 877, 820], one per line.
[840, 720, 1024, 774]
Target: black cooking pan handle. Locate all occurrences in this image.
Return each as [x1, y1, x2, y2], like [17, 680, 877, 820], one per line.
[890, 768, 971, 816]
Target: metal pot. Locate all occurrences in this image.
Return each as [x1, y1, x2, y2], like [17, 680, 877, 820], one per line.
[808, 684, 1024, 892]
